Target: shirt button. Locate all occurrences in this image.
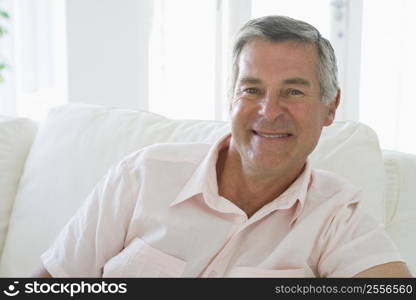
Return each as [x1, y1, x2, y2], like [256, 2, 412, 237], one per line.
[208, 270, 217, 277]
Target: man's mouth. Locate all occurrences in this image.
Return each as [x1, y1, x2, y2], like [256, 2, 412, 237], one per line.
[252, 130, 293, 139]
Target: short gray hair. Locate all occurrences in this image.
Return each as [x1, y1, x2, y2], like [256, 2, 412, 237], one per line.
[231, 15, 338, 105]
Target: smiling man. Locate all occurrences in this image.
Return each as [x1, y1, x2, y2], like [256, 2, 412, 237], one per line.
[35, 16, 412, 278]
[221, 39, 338, 218]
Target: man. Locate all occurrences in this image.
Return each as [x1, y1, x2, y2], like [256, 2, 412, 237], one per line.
[35, 16, 412, 277]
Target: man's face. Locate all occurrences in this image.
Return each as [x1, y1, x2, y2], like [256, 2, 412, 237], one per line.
[230, 39, 339, 174]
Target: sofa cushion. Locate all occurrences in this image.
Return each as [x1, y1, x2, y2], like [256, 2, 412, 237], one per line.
[0, 116, 38, 257]
[0, 103, 386, 276]
[383, 150, 416, 275]
[309, 121, 386, 225]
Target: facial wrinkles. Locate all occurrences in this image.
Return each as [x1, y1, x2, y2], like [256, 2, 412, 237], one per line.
[252, 114, 295, 134]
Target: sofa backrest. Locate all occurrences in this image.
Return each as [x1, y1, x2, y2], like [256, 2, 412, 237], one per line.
[0, 103, 386, 276]
[0, 116, 38, 258]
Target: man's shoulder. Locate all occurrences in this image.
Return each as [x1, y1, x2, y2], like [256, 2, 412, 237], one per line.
[121, 142, 212, 167]
[299, 168, 364, 220]
[310, 168, 361, 199]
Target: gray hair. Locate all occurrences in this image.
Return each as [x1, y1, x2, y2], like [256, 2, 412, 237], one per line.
[230, 15, 338, 105]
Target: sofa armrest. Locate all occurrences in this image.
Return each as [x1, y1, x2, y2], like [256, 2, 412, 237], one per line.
[383, 149, 416, 275]
[0, 116, 38, 257]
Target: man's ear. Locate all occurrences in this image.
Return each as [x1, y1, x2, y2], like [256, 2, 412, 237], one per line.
[324, 89, 340, 126]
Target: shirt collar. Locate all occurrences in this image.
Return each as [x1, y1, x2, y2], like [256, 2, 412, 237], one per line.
[170, 133, 231, 208]
[170, 133, 312, 225]
[274, 161, 311, 226]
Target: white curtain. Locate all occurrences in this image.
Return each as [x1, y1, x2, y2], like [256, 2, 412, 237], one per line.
[3, 0, 66, 121]
[14, 0, 54, 93]
[0, 0, 14, 115]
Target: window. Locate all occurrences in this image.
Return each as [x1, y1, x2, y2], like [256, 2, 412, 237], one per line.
[149, 0, 216, 120]
[3, 0, 415, 154]
[148, 0, 333, 121]
[360, 0, 416, 153]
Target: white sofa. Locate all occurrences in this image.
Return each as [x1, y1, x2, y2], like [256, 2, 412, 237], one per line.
[0, 103, 415, 277]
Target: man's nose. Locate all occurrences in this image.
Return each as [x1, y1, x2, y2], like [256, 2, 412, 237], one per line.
[258, 93, 287, 121]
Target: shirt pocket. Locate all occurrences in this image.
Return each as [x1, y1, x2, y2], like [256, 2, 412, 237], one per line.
[102, 237, 186, 277]
[228, 266, 305, 278]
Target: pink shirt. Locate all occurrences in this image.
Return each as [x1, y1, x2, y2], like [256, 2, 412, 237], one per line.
[41, 134, 403, 277]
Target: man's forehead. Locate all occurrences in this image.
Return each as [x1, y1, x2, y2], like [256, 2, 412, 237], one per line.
[236, 39, 320, 84]
[241, 38, 317, 55]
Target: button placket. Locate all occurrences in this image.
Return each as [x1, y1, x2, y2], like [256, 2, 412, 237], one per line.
[202, 217, 248, 277]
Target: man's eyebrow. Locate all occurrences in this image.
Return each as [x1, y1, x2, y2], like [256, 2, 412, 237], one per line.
[238, 76, 311, 86]
[283, 77, 311, 86]
[238, 76, 262, 84]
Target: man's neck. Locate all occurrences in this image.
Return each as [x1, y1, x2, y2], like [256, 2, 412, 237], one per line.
[216, 147, 305, 218]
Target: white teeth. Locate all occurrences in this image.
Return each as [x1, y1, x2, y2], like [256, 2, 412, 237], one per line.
[256, 132, 291, 138]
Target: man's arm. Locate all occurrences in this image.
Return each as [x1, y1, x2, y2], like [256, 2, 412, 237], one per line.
[353, 262, 413, 277]
[32, 266, 52, 278]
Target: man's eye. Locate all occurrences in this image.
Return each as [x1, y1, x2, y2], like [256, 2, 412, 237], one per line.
[243, 88, 259, 94]
[287, 89, 304, 96]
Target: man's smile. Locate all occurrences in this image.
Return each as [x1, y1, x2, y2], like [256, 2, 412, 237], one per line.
[251, 130, 293, 139]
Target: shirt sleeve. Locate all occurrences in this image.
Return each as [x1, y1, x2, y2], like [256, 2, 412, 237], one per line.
[317, 194, 405, 277]
[41, 158, 139, 277]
